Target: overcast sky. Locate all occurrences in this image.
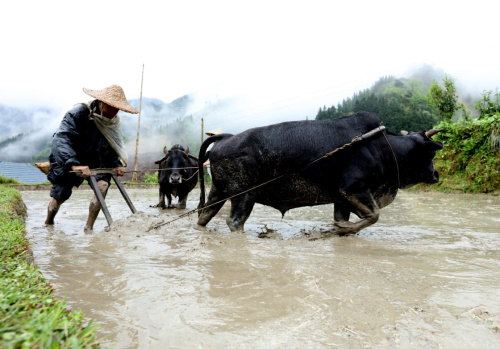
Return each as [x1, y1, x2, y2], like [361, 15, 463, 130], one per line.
[1, 0, 499, 127]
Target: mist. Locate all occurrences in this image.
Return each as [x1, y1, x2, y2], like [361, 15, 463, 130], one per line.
[1, 62, 499, 165]
[0, 126, 54, 163]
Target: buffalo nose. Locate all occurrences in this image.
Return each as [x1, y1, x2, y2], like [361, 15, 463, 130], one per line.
[170, 173, 182, 184]
[432, 171, 439, 183]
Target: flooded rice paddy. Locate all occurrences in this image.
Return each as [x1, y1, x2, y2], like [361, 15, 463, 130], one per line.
[21, 186, 500, 348]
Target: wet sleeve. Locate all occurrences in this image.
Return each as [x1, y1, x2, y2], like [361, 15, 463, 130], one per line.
[52, 111, 83, 170]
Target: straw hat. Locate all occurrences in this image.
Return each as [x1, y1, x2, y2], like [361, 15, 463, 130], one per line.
[83, 84, 139, 114]
[205, 127, 223, 136]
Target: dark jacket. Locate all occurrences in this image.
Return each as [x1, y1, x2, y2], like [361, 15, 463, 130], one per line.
[47, 100, 123, 186]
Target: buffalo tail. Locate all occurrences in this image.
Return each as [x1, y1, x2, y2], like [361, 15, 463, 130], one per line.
[198, 134, 230, 208]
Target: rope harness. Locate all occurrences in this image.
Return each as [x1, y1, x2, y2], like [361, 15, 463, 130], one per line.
[180, 170, 199, 182]
[149, 125, 400, 230]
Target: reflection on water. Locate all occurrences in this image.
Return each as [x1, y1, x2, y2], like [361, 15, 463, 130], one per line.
[22, 187, 500, 348]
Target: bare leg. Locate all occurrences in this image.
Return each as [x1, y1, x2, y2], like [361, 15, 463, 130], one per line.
[84, 180, 109, 232]
[45, 198, 63, 225]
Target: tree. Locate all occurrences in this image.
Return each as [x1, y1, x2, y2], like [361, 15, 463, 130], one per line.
[426, 75, 459, 122]
[475, 89, 500, 119]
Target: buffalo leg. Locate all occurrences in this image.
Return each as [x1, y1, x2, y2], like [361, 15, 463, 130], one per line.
[174, 195, 187, 209]
[334, 191, 379, 235]
[226, 193, 256, 232]
[153, 189, 166, 209]
[197, 188, 227, 226]
[166, 193, 173, 208]
[334, 204, 350, 222]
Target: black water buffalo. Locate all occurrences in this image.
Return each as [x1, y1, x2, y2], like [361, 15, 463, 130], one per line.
[154, 144, 198, 209]
[197, 112, 443, 235]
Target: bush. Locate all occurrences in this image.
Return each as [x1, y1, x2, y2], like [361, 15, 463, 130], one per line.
[431, 112, 500, 193]
[0, 175, 20, 184]
[144, 171, 158, 183]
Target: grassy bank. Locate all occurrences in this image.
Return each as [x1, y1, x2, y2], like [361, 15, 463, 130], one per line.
[414, 112, 500, 194]
[0, 184, 100, 348]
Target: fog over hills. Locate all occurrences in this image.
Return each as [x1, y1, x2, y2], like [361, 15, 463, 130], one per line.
[1, 65, 497, 164]
[0, 92, 250, 163]
[0, 104, 55, 141]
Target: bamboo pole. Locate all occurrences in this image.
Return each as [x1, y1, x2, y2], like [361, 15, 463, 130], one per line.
[132, 64, 144, 182]
[201, 117, 204, 144]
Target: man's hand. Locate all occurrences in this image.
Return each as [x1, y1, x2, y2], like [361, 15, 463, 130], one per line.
[113, 167, 125, 176]
[71, 165, 91, 178]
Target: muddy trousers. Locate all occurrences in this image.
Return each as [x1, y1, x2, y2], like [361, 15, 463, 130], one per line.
[45, 180, 110, 232]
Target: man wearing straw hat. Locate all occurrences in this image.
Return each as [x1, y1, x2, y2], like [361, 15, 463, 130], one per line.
[44, 84, 138, 232]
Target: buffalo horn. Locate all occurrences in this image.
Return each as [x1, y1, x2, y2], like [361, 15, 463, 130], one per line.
[425, 128, 444, 139]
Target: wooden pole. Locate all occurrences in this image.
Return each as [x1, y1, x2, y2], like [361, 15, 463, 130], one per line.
[132, 64, 144, 182]
[201, 118, 204, 144]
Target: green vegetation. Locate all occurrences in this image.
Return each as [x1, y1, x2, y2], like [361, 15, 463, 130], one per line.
[144, 171, 159, 183]
[155, 114, 202, 156]
[429, 112, 500, 193]
[316, 75, 438, 133]
[0, 175, 49, 186]
[316, 72, 499, 194]
[419, 81, 499, 193]
[0, 184, 101, 348]
[426, 74, 460, 122]
[32, 143, 51, 163]
[475, 89, 500, 118]
[0, 175, 20, 185]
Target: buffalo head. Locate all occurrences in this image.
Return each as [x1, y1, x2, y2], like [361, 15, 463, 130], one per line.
[155, 145, 193, 185]
[397, 128, 444, 189]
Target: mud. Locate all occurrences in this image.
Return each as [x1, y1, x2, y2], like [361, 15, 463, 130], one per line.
[22, 187, 500, 348]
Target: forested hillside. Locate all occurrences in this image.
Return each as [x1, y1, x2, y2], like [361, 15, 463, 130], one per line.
[2, 66, 498, 192]
[316, 75, 440, 133]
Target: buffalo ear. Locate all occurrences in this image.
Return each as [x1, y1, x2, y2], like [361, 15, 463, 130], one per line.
[426, 141, 444, 151]
[183, 146, 190, 158]
[163, 146, 168, 156]
[154, 156, 166, 165]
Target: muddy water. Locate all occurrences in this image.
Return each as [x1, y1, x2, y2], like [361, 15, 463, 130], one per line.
[22, 187, 500, 348]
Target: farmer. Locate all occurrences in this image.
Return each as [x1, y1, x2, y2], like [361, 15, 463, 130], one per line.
[44, 84, 138, 232]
